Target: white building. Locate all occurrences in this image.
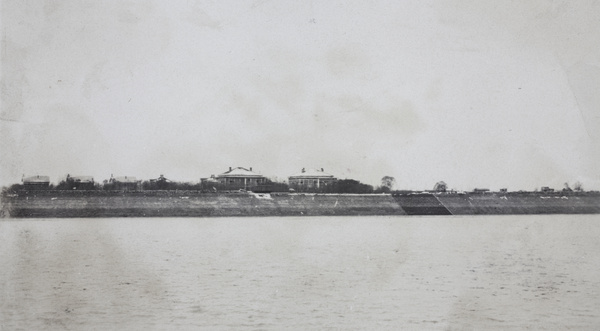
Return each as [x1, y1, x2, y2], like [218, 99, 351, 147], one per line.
[288, 168, 336, 192]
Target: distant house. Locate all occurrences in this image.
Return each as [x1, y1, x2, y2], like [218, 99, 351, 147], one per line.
[66, 175, 95, 190]
[148, 174, 170, 190]
[22, 175, 50, 189]
[541, 186, 554, 193]
[109, 175, 140, 191]
[473, 188, 490, 193]
[200, 175, 219, 190]
[288, 168, 337, 192]
[215, 167, 267, 191]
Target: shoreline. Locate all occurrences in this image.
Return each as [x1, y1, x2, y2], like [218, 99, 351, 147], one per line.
[3, 191, 600, 218]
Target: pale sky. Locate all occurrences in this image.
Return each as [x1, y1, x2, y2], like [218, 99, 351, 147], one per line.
[2, 0, 599, 191]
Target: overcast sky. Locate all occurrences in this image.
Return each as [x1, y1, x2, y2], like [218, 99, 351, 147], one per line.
[2, 0, 599, 191]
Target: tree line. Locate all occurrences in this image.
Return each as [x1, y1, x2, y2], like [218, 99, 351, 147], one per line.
[4, 175, 396, 194]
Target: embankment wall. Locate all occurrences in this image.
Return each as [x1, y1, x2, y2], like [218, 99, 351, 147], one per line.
[437, 193, 600, 215]
[2, 191, 599, 218]
[2, 192, 405, 218]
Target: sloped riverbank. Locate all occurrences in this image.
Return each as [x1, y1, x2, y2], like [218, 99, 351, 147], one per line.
[2, 191, 599, 218]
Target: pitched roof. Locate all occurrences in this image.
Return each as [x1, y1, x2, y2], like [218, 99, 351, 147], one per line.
[23, 175, 50, 183]
[217, 167, 264, 178]
[289, 168, 335, 179]
[113, 176, 138, 183]
[70, 176, 94, 183]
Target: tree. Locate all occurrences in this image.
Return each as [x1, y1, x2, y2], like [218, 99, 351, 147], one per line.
[380, 176, 396, 192]
[332, 179, 374, 194]
[573, 181, 584, 192]
[55, 180, 71, 190]
[433, 181, 447, 192]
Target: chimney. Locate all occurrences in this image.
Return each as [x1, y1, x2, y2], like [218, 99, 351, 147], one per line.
[229, 167, 232, 171]
[302, 168, 305, 173]
[250, 167, 252, 171]
[321, 168, 324, 172]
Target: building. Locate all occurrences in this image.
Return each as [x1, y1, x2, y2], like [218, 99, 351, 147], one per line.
[200, 175, 219, 190]
[541, 186, 555, 193]
[109, 175, 140, 191]
[473, 188, 490, 193]
[66, 175, 95, 190]
[214, 167, 267, 191]
[288, 168, 337, 192]
[22, 175, 50, 189]
[147, 174, 170, 190]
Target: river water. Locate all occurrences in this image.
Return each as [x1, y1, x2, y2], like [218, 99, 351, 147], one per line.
[1, 215, 600, 330]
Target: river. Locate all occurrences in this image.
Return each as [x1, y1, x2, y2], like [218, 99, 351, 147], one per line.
[1, 215, 599, 330]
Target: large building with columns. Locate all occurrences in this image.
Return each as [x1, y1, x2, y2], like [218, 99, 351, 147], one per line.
[213, 167, 267, 191]
[288, 168, 337, 192]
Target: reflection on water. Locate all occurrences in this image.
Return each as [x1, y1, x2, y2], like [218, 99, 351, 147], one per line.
[1, 215, 600, 330]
